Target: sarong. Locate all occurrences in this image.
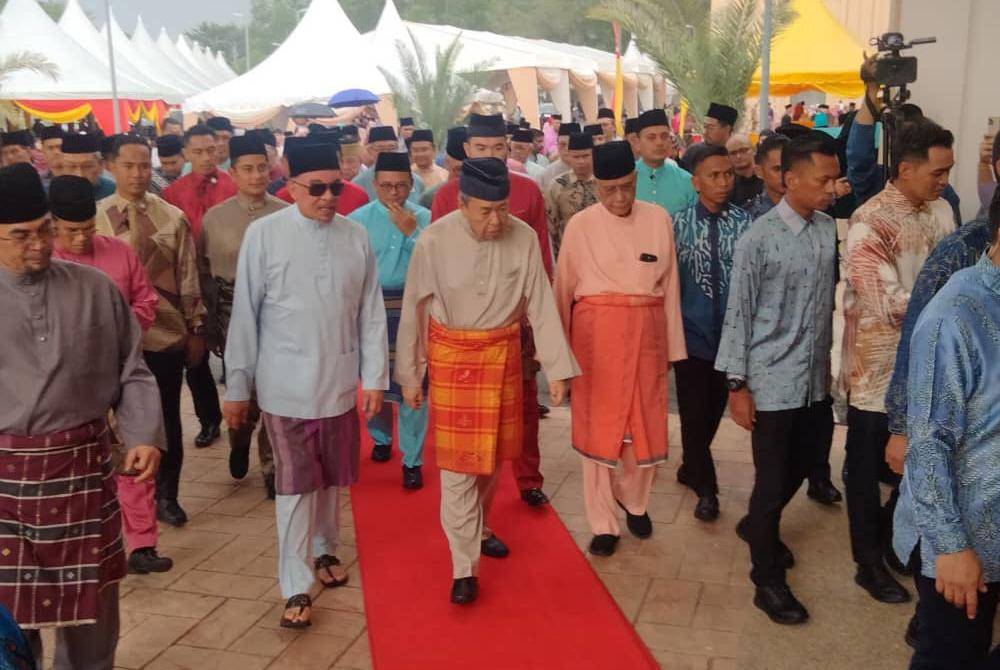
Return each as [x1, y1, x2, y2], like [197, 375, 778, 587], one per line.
[0, 419, 125, 628]
[427, 319, 523, 475]
[570, 294, 669, 466]
[383, 287, 405, 403]
[262, 409, 360, 495]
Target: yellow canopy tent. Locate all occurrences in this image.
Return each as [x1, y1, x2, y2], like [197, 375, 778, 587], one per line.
[748, 0, 866, 98]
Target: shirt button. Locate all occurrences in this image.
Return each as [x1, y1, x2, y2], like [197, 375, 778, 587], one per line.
[37, 336, 46, 342]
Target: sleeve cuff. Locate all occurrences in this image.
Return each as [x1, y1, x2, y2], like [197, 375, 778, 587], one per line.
[225, 372, 252, 402]
[929, 527, 972, 556]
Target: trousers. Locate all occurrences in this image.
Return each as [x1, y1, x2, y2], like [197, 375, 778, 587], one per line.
[143, 349, 184, 502]
[229, 392, 274, 476]
[366, 400, 429, 468]
[274, 487, 341, 598]
[440, 468, 501, 578]
[747, 398, 833, 587]
[184, 350, 221, 428]
[512, 376, 543, 491]
[845, 406, 898, 566]
[581, 443, 657, 536]
[25, 584, 119, 670]
[674, 357, 728, 497]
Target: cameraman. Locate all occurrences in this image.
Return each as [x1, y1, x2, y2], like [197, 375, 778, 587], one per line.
[846, 53, 962, 226]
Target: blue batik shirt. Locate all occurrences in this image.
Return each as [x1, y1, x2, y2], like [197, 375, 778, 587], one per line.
[744, 191, 779, 221]
[884, 216, 992, 435]
[893, 254, 1000, 581]
[672, 200, 753, 361]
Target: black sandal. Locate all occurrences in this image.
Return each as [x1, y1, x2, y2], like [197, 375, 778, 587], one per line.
[314, 554, 349, 588]
[280, 593, 312, 629]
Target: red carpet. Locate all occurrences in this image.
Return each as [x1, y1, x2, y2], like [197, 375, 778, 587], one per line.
[350, 410, 658, 670]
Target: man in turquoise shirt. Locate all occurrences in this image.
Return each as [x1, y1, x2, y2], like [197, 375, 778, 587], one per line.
[353, 126, 425, 204]
[633, 109, 696, 216]
[350, 151, 431, 489]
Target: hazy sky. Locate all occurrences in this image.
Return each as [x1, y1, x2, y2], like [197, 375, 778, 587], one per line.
[78, 0, 254, 38]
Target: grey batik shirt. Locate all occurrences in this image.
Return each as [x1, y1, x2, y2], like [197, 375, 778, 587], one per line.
[715, 198, 836, 412]
[0, 260, 165, 448]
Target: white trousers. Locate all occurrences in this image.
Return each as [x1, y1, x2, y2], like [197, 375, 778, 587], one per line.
[275, 486, 341, 598]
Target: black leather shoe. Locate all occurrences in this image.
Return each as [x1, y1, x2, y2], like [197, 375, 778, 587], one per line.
[128, 547, 174, 574]
[481, 535, 509, 558]
[694, 495, 720, 522]
[229, 443, 250, 479]
[263, 473, 276, 500]
[807, 479, 843, 505]
[156, 499, 188, 527]
[450, 577, 478, 605]
[676, 467, 692, 489]
[520, 488, 549, 507]
[588, 534, 619, 556]
[194, 422, 220, 448]
[736, 516, 794, 569]
[855, 563, 911, 603]
[904, 613, 919, 649]
[753, 584, 809, 625]
[616, 500, 652, 539]
[885, 548, 912, 576]
[538, 403, 550, 418]
[402, 465, 423, 490]
[371, 443, 392, 462]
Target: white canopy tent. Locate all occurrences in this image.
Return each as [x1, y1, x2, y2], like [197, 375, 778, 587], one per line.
[183, 0, 391, 125]
[156, 28, 216, 91]
[98, 10, 187, 102]
[130, 16, 208, 95]
[215, 51, 239, 79]
[176, 35, 226, 87]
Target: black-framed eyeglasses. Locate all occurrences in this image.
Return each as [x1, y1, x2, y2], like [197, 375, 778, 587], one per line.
[290, 179, 344, 197]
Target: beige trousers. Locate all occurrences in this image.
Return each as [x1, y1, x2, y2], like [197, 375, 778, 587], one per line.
[582, 443, 658, 536]
[440, 468, 502, 578]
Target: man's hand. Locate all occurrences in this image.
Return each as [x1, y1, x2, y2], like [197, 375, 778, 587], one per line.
[223, 400, 250, 431]
[834, 177, 852, 199]
[729, 389, 755, 431]
[185, 334, 206, 368]
[548, 379, 567, 406]
[361, 390, 384, 420]
[387, 203, 418, 237]
[122, 445, 161, 483]
[936, 549, 987, 620]
[402, 386, 423, 410]
[885, 434, 908, 475]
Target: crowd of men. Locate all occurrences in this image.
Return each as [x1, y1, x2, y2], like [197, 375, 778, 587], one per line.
[1, 66, 999, 668]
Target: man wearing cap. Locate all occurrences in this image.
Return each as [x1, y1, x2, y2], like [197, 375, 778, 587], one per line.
[1, 129, 35, 168]
[48, 175, 173, 577]
[584, 124, 608, 147]
[670, 143, 753, 523]
[354, 126, 425, 203]
[703, 103, 738, 148]
[275, 134, 370, 215]
[351, 151, 432, 488]
[199, 135, 288, 500]
[634, 110, 697, 216]
[396, 157, 578, 604]
[37, 126, 64, 187]
[509, 128, 545, 179]
[223, 141, 388, 628]
[419, 127, 466, 209]
[337, 128, 365, 183]
[408, 129, 448, 190]
[545, 132, 597, 259]
[431, 112, 556, 508]
[597, 108, 616, 142]
[398, 117, 416, 143]
[150, 135, 185, 195]
[61, 133, 117, 201]
[0, 162, 163, 669]
[539, 122, 580, 191]
[206, 116, 235, 170]
[95, 135, 208, 529]
[554, 141, 686, 557]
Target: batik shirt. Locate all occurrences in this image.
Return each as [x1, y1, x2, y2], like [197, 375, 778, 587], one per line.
[715, 199, 837, 411]
[672, 201, 753, 361]
[545, 172, 597, 259]
[893, 254, 1000, 581]
[744, 191, 779, 221]
[840, 182, 954, 413]
[884, 216, 991, 435]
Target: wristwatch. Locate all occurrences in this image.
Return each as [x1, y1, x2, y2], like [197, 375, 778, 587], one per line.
[726, 377, 747, 392]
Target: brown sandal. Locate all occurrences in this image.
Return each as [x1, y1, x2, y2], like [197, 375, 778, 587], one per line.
[314, 554, 349, 588]
[280, 593, 312, 629]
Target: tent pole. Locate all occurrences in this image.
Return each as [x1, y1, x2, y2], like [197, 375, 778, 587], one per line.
[758, 0, 772, 133]
[104, 0, 121, 133]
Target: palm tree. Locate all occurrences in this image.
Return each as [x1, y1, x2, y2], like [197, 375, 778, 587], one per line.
[379, 31, 491, 145]
[0, 51, 58, 129]
[591, 0, 794, 128]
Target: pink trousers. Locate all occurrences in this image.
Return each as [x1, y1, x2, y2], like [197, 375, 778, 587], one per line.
[115, 473, 157, 551]
[581, 443, 657, 536]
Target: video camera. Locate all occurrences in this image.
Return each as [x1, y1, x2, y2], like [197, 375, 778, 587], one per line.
[869, 32, 936, 87]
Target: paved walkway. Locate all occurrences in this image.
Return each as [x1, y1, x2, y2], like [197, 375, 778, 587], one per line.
[41, 390, 917, 669]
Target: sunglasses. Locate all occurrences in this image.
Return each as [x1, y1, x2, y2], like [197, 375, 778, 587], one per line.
[290, 179, 344, 197]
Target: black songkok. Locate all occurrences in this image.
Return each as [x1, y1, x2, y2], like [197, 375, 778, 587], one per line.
[583, 124, 603, 137]
[550, 114, 562, 121]
[775, 123, 812, 140]
[48, 175, 96, 222]
[467, 113, 506, 138]
[374, 151, 411, 173]
[367, 126, 397, 144]
[511, 129, 534, 144]
[624, 118, 639, 136]
[634, 109, 669, 134]
[557, 122, 581, 137]
[247, 128, 277, 148]
[38, 126, 63, 142]
[156, 134, 183, 158]
[1, 130, 34, 147]
[593, 141, 635, 180]
[206, 116, 235, 133]
[61, 133, 102, 155]
[460, 157, 509, 201]
[398, 117, 415, 127]
[568, 133, 593, 151]
[706, 102, 738, 127]
[286, 143, 339, 177]
[0, 163, 47, 224]
[229, 135, 267, 163]
[445, 127, 467, 160]
[409, 129, 434, 144]
[597, 107, 614, 120]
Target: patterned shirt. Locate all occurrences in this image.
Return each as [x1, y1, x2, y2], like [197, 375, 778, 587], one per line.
[545, 171, 597, 259]
[149, 167, 180, 195]
[745, 191, 779, 220]
[884, 216, 991, 435]
[635, 158, 697, 216]
[96, 192, 205, 352]
[673, 201, 753, 361]
[715, 198, 837, 411]
[840, 183, 954, 413]
[893, 254, 1000, 581]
